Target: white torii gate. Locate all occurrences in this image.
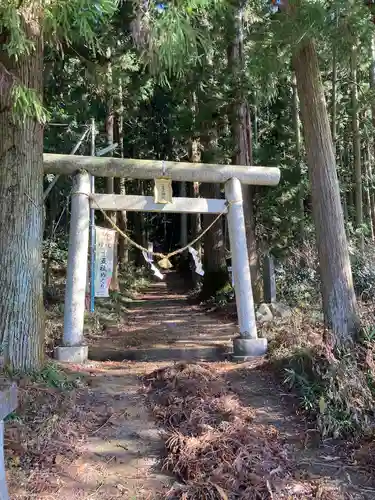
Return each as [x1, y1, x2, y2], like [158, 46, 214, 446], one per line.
[43, 154, 280, 363]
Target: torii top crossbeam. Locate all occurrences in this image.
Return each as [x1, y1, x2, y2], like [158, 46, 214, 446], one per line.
[43, 154, 280, 186]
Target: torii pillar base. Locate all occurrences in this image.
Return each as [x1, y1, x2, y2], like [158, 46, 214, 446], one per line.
[54, 345, 88, 363]
[232, 337, 267, 361]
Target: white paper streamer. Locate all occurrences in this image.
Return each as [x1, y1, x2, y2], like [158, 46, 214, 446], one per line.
[142, 250, 164, 280]
[188, 247, 204, 276]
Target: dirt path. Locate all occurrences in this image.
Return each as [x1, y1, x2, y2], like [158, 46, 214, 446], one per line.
[222, 360, 374, 498]
[88, 272, 236, 362]
[10, 273, 374, 499]
[59, 361, 172, 499]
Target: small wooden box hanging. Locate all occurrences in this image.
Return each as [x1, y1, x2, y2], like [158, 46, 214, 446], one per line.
[154, 177, 173, 204]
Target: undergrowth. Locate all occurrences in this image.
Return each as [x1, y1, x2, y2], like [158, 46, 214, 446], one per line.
[5, 361, 113, 498]
[206, 283, 234, 308]
[268, 316, 375, 439]
[275, 243, 375, 307]
[45, 262, 150, 354]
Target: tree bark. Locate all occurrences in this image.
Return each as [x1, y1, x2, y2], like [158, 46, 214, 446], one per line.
[369, 34, 375, 235]
[227, 3, 260, 301]
[200, 182, 228, 299]
[188, 92, 201, 258]
[293, 39, 359, 345]
[0, 10, 45, 371]
[114, 79, 128, 265]
[366, 140, 375, 234]
[180, 182, 188, 247]
[331, 18, 338, 156]
[200, 128, 227, 299]
[105, 54, 119, 291]
[363, 143, 374, 240]
[292, 74, 304, 242]
[351, 45, 364, 251]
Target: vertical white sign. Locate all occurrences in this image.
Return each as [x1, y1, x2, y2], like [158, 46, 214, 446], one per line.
[94, 226, 116, 298]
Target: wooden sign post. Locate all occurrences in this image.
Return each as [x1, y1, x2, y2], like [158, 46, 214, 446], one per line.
[263, 253, 277, 303]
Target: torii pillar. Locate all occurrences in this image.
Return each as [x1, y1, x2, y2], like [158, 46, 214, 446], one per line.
[225, 178, 266, 358]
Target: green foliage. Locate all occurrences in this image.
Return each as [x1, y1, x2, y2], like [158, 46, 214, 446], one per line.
[274, 244, 375, 307]
[351, 246, 375, 301]
[271, 335, 375, 439]
[0, 3, 33, 58]
[135, 0, 228, 81]
[274, 245, 320, 307]
[208, 283, 234, 308]
[6, 361, 81, 390]
[120, 262, 150, 294]
[45, 0, 118, 49]
[11, 84, 49, 124]
[1, 0, 118, 123]
[30, 362, 81, 390]
[43, 237, 69, 264]
[1, 0, 118, 59]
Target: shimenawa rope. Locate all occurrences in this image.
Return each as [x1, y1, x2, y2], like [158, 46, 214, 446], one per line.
[79, 193, 237, 269]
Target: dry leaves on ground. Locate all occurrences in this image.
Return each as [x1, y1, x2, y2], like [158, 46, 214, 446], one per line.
[144, 362, 346, 499]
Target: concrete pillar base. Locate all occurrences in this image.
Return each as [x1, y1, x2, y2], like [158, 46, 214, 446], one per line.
[231, 337, 267, 361]
[54, 345, 88, 363]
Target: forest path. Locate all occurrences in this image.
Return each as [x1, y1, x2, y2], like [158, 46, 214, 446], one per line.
[15, 273, 373, 499]
[88, 271, 235, 363]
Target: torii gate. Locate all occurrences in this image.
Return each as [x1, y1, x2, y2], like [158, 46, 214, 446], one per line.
[43, 154, 280, 363]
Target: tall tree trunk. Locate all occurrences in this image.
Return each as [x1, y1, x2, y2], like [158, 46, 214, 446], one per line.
[293, 38, 359, 345]
[227, 3, 260, 301]
[105, 53, 119, 291]
[188, 133, 202, 287]
[331, 46, 337, 153]
[179, 181, 188, 269]
[363, 143, 374, 240]
[200, 183, 227, 299]
[351, 45, 364, 251]
[366, 140, 375, 234]
[180, 182, 188, 247]
[114, 78, 128, 265]
[200, 129, 227, 300]
[344, 131, 354, 220]
[115, 178, 128, 263]
[135, 180, 147, 266]
[0, 11, 44, 371]
[369, 34, 375, 235]
[188, 92, 201, 257]
[292, 74, 304, 242]
[338, 141, 349, 222]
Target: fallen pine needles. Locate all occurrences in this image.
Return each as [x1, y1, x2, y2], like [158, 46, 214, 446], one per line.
[144, 362, 347, 499]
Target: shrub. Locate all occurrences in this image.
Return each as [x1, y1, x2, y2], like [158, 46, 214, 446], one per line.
[274, 242, 375, 306]
[269, 316, 375, 439]
[351, 245, 375, 301]
[274, 244, 320, 307]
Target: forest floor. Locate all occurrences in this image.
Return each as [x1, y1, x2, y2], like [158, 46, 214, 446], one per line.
[7, 272, 375, 499]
